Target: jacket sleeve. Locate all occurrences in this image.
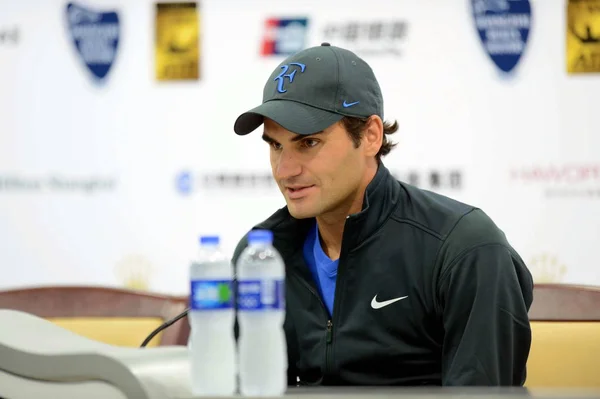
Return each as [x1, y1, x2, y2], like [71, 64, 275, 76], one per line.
[437, 243, 534, 386]
[231, 233, 300, 387]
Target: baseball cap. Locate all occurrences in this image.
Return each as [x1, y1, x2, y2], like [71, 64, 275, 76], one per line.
[233, 42, 384, 136]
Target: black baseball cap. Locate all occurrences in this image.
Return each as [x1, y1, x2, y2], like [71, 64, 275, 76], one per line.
[233, 43, 384, 136]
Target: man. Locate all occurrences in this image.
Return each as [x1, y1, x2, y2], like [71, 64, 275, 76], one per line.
[231, 43, 534, 386]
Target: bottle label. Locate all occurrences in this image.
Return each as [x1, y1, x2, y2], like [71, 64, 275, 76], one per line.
[190, 280, 233, 310]
[237, 279, 285, 311]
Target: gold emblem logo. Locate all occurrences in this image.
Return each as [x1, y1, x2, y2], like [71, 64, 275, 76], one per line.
[528, 253, 567, 283]
[155, 2, 200, 81]
[114, 254, 155, 291]
[567, 0, 600, 73]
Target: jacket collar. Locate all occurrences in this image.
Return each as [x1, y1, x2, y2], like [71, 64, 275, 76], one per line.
[254, 163, 400, 259]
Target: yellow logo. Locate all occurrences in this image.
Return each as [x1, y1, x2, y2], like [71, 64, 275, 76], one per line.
[155, 2, 200, 81]
[528, 253, 568, 283]
[114, 254, 155, 291]
[567, 0, 600, 73]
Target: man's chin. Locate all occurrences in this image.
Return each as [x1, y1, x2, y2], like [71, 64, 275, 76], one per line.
[286, 204, 318, 220]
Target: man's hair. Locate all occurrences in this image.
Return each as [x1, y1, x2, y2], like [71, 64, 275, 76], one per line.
[340, 116, 399, 162]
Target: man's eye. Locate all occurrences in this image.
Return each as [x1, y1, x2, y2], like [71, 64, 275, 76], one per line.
[270, 142, 282, 150]
[302, 139, 319, 148]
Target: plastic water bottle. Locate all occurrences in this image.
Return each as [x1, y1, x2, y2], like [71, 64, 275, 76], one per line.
[237, 229, 287, 396]
[189, 235, 236, 396]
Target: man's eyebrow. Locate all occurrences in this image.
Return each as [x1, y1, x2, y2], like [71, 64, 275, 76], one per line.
[291, 132, 322, 142]
[262, 132, 323, 144]
[261, 133, 276, 143]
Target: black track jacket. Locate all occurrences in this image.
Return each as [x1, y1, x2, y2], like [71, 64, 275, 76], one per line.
[232, 164, 534, 386]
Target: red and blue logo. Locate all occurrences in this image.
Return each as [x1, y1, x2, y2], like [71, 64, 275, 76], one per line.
[261, 18, 308, 56]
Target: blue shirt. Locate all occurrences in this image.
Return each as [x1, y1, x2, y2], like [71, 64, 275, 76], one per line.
[303, 221, 339, 317]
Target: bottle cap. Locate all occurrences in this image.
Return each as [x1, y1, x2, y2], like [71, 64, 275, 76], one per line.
[199, 235, 220, 245]
[247, 229, 273, 244]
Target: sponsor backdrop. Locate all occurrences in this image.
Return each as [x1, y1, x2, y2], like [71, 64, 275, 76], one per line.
[0, 0, 598, 294]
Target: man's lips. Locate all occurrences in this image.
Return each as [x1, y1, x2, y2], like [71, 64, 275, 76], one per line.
[285, 185, 315, 199]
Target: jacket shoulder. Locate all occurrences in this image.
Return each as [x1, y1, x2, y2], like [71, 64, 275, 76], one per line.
[392, 182, 479, 240]
[394, 182, 511, 252]
[393, 183, 526, 286]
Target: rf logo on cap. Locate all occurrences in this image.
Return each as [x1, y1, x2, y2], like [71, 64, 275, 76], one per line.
[274, 62, 306, 93]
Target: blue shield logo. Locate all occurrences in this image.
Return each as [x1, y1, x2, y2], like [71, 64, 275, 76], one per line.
[471, 0, 532, 74]
[66, 2, 120, 81]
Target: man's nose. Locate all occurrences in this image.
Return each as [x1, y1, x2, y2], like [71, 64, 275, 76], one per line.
[275, 149, 302, 180]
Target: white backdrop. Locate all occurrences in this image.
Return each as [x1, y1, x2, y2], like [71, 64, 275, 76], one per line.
[0, 0, 598, 294]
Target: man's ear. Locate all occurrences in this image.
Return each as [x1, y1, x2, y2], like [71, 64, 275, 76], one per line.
[362, 115, 384, 157]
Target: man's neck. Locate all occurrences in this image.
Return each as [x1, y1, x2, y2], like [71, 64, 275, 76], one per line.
[315, 164, 378, 261]
[315, 212, 350, 261]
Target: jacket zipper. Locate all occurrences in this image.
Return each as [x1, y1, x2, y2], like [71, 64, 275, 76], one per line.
[326, 319, 333, 374]
[289, 214, 356, 382]
[293, 271, 334, 379]
[324, 215, 354, 378]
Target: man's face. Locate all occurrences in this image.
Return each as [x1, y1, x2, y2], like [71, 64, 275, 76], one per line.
[262, 118, 367, 219]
